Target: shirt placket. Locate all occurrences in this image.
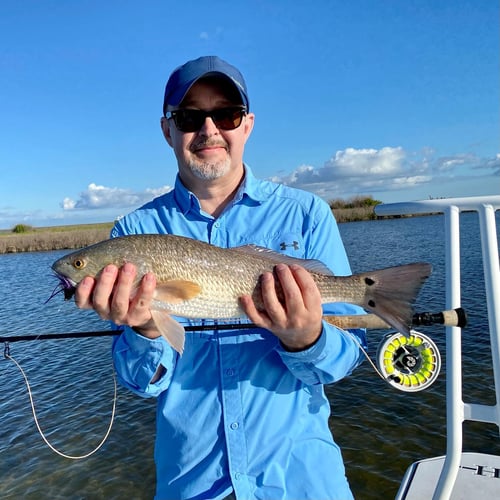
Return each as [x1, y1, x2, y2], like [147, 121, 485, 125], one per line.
[211, 213, 252, 497]
[218, 332, 251, 498]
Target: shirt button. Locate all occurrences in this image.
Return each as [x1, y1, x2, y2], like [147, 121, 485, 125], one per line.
[235, 472, 242, 480]
[226, 368, 235, 376]
[230, 422, 239, 430]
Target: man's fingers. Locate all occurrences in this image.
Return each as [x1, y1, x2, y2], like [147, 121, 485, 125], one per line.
[259, 270, 287, 322]
[134, 272, 156, 308]
[239, 294, 272, 330]
[74, 276, 96, 309]
[91, 264, 118, 319]
[273, 264, 305, 314]
[288, 264, 322, 309]
[110, 263, 137, 323]
[73, 262, 158, 334]
[128, 272, 156, 324]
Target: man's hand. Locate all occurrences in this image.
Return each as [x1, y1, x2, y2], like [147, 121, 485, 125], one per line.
[239, 263, 324, 351]
[74, 262, 160, 339]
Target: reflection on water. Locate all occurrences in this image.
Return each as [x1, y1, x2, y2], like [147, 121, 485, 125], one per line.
[0, 213, 498, 499]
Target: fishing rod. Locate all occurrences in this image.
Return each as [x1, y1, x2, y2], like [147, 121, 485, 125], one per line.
[0, 308, 467, 345]
[325, 307, 467, 330]
[1, 308, 463, 464]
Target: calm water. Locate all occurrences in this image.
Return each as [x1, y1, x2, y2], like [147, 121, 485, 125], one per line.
[0, 213, 498, 499]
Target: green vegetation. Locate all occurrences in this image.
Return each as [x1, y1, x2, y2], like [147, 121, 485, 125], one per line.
[329, 195, 382, 209]
[12, 223, 33, 233]
[0, 222, 113, 254]
[329, 195, 382, 223]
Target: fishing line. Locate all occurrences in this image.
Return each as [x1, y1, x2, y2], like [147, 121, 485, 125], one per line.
[2, 307, 451, 451]
[344, 331, 389, 382]
[3, 343, 117, 460]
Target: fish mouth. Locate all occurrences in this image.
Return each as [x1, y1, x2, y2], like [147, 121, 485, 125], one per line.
[46, 272, 77, 303]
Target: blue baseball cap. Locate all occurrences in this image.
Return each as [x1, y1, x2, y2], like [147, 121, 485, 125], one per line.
[163, 56, 249, 115]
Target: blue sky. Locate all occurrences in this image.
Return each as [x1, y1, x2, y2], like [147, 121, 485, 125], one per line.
[1, 0, 498, 229]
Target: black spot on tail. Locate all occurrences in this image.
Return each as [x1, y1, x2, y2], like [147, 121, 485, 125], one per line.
[359, 262, 432, 337]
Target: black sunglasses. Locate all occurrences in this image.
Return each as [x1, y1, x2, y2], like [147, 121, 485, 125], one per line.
[165, 106, 247, 133]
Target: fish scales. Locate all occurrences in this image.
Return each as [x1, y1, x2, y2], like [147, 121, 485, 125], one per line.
[70, 235, 366, 317]
[51, 234, 432, 354]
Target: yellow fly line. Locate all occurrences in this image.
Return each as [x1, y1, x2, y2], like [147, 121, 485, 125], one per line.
[376, 331, 441, 392]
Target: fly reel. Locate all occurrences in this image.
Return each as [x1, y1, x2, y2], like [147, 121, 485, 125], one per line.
[376, 330, 441, 392]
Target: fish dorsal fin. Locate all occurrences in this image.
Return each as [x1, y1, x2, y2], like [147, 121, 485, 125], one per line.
[154, 280, 202, 304]
[229, 244, 334, 276]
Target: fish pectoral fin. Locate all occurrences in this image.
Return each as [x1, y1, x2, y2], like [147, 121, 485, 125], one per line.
[155, 280, 202, 304]
[150, 309, 185, 355]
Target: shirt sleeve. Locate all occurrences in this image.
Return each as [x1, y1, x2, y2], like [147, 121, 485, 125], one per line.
[112, 327, 177, 398]
[277, 196, 367, 384]
[276, 321, 363, 385]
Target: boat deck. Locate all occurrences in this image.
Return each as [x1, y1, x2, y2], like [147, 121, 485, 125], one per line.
[397, 453, 500, 500]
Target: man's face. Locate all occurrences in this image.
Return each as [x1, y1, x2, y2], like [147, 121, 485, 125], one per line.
[161, 78, 254, 184]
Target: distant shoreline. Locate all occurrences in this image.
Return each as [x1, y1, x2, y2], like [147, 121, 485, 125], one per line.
[0, 222, 113, 254]
[0, 207, 416, 254]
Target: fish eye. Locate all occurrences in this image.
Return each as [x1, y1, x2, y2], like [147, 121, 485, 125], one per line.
[73, 258, 86, 269]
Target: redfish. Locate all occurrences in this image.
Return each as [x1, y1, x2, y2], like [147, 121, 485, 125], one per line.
[51, 234, 432, 354]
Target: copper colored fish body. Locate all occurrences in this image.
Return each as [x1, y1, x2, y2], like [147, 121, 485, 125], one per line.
[51, 234, 432, 354]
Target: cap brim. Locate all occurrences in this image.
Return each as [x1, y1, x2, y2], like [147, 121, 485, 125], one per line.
[164, 72, 248, 112]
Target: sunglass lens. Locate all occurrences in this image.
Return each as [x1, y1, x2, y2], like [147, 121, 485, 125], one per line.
[212, 108, 243, 130]
[174, 110, 205, 132]
[172, 108, 245, 132]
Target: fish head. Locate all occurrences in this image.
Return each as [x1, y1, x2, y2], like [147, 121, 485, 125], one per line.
[49, 239, 136, 301]
[52, 246, 113, 280]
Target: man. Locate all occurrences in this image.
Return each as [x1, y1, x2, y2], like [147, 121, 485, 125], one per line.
[76, 56, 366, 500]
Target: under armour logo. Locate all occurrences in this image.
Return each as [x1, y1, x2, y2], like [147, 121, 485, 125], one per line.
[280, 241, 300, 251]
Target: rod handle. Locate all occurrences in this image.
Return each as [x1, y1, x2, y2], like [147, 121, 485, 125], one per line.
[323, 308, 468, 330]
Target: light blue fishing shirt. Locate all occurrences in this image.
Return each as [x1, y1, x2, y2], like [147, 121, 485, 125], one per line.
[111, 166, 366, 500]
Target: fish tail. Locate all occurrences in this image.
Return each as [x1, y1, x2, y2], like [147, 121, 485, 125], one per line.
[359, 262, 432, 336]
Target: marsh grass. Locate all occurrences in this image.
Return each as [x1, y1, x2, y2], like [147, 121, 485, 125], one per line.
[0, 197, 386, 254]
[333, 206, 377, 223]
[330, 196, 381, 222]
[0, 223, 113, 254]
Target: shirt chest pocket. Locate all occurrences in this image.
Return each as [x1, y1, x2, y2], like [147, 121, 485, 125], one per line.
[236, 232, 305, 259]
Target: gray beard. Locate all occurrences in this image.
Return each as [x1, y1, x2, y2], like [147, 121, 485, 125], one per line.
[186, 157, 231, 181]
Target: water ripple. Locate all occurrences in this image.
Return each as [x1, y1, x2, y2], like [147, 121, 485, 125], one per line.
[0, 213, 498, 499]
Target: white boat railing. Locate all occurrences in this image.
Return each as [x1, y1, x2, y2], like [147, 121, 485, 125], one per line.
[375, 195, 500, 500]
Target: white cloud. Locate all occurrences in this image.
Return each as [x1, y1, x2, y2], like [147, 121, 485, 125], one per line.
[434, 154, 474, 172]
[62, 197, 76, 210]
[328, 147, 405, 177]
[62, 183, 172, 211]
[269, 147, 499, 201]
[53, 149, 499, 221]
[474, 153, 500, 175]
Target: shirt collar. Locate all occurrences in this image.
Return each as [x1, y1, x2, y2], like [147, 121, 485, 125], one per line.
[173, 175, 202, 216]
[238, 164, 274, 204]
[173, 164, 273, 216]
